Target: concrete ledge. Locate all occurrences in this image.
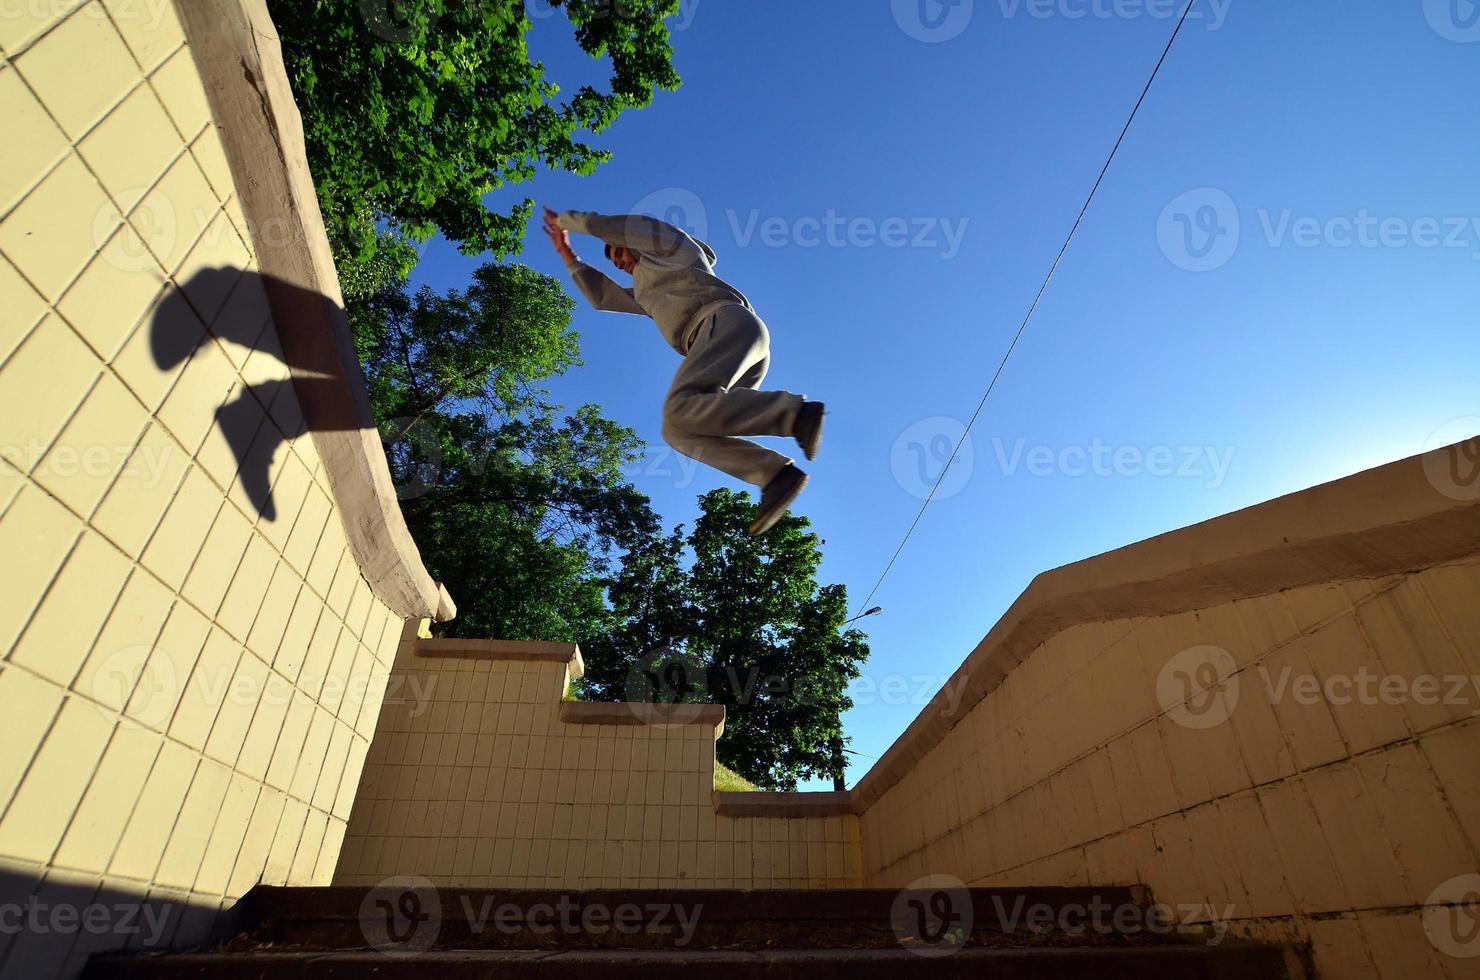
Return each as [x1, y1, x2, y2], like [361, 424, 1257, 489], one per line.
[416, 639, 585, 680]
[176, 0, 451, 622]
[713, 792, 854, 818]
[559, 702, 725, 738]
[851, 440, 1480, 812]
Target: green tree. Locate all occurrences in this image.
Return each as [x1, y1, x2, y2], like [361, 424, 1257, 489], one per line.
[583, 490, 870, 791]
[356, 261, 661, 641]
[269, 0, 683, 298]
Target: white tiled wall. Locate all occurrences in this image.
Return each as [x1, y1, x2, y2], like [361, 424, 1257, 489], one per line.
[0, 3, 404, 976]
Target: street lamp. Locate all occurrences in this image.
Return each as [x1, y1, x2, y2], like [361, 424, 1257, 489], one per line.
[845, 606, 883, 625]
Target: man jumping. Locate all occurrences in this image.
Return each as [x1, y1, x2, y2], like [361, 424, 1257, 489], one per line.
[542, 206, 824, 535]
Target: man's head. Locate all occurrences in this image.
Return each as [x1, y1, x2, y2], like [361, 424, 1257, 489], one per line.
[605, 242, 639, 274]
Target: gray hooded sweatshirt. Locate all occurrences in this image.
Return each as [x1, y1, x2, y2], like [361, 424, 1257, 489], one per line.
[556, 211, 752, 355]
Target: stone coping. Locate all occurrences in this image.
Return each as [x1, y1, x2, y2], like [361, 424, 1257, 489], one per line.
[850, 439, 1480, 812]
[176, 0, 452, 622]
[712, 792, 854, 818]
[415, 638, 586, 679]
[559, 702, 726, 738]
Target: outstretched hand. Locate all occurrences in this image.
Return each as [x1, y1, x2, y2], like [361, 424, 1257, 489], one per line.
[542, 206, 575, 263]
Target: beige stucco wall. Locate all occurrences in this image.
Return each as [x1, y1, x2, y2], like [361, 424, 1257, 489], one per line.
[857, 559, 1480, 979]
[0, 3, 406, 976]
[337, 640, 862, 889]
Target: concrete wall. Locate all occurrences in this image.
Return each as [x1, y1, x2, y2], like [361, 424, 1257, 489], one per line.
[0, 2, 421, 976]
[852, 444, 1480, 980]
[337, 639, 862, 889]
[860, 565, 1480, 976]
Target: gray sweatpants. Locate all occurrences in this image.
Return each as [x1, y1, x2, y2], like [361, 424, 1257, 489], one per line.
[661, 304, 804, 488]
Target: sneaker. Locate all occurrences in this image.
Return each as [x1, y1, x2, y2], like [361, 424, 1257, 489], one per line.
[794, 401, 825, 461]
[748, 464, 810, 536]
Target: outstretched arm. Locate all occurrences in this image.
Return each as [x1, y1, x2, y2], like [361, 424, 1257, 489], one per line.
[542, 207, 647, 316]
[550, 207, 693, 259]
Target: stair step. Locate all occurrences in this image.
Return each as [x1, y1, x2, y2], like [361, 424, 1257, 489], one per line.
[82, 945, 1297, 979]
[235, 885, 1169, 951]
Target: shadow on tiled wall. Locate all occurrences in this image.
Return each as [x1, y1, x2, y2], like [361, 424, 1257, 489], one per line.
[0, 868, 227, 980]
[149, 266, 326, 522]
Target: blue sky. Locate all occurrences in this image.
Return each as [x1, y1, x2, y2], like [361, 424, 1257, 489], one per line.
[411, 1, 1480, 788]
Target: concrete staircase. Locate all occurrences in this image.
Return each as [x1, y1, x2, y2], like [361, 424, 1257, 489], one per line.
[82, 884, 1304, 978]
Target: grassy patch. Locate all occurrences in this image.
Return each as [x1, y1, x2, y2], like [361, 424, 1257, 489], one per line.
[714, 761, 758, 793]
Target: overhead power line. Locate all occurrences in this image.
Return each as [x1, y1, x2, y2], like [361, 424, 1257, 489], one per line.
[854, 0, 1200, 619]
